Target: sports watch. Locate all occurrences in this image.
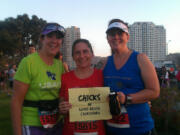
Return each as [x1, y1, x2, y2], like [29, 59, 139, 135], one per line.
[125, 95, 132, 106]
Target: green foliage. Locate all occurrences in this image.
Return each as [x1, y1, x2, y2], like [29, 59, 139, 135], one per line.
[0, 14, 47, 59]
[151, 88, 180, 135]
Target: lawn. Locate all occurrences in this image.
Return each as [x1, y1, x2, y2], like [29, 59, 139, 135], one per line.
[0, 92, 12, 135]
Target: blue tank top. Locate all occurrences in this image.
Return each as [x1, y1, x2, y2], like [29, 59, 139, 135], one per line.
[103, 51, 154, 135]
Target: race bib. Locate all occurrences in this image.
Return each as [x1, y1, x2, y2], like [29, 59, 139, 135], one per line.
[74, 121, 98, 135]
[38, 108, 59, 128]
[38, 99, 59, 128]
[107, 106, 130, 128]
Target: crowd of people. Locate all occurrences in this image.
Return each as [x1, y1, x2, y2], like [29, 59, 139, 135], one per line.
[156, 66, 178, 88]
[0, 44, 37, 93]
[0, 64, 16, 94]
[7, 19, 161, 135]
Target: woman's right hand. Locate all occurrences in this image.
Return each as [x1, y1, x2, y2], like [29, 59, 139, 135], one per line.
[59, 101, 72, 114]
[117, 92, 126, 104]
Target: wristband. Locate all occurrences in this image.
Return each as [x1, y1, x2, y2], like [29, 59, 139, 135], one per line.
[125, 95, 132, 106]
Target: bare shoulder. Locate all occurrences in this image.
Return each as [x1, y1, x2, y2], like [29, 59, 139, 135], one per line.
[137, 53, 149, 62]
[137, 53, 153, 68]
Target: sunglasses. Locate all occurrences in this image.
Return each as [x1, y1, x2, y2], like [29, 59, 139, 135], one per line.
[43, 25, 65, 37]
[46, 31, 64, 39]
[107, 29, 124, 37]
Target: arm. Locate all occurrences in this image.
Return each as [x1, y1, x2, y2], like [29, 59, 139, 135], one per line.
[11, 80, 29, 135]
[100, 57, 108, 70]
[117, 53, 160, 104]
[59, 75, 72, 114]
[63, 62, 69, 73]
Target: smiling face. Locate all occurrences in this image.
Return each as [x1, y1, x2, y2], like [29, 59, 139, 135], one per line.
[107, 28, 129, 53]
[41, 31, 63, 57]
[72, 42, 93, 69]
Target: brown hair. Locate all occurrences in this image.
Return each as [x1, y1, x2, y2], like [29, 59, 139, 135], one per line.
[72, 39, 94, 56]
[108, 18, 128, 27]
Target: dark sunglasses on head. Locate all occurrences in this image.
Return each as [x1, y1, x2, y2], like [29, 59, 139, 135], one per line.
[107, 29, 124, 37]
[45, 25, 65, 34]
[46, 31, 64, 39]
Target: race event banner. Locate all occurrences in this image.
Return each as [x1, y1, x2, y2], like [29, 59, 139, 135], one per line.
[69, 87, 112, 122]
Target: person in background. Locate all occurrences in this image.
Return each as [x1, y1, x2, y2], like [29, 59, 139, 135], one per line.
[165, 69, 170, 88]
[176, 66, 180, 90]
[59, 39, 105, 135]
[54, 51, 69, 72]
[11, 22, 65, 135]
[28, 44, 36, 54]
[102, 19, 160, 135]
[0, 70, 6, 92]
[4, 66, 9, 92]
[160, 66, 166, 87]
[8, 64, 16, 90]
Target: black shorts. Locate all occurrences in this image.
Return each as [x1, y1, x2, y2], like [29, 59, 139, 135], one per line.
[0, 77, 5, 82]
[9, 81, 13, 88]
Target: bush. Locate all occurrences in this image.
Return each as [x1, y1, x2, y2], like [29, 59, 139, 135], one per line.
[151, 88, 180, 135]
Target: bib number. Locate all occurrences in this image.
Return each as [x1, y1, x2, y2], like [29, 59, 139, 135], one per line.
[38, 99, 59, 128]
[107, 106, 130, 128]
[74, 121, 98, 134]
[38, 108, 59, 128]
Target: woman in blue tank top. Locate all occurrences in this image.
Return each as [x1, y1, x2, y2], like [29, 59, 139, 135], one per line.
[103, 19, 160, 135]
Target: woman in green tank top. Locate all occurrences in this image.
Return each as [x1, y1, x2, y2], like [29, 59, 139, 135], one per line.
[11, 23, 66, 135]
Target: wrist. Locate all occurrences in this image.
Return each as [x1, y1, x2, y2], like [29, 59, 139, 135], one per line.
[124, 95, 132, 106]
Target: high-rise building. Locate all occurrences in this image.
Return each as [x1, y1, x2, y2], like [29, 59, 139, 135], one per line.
[127, 22, 166, 63]
[61, 26, 80, 69]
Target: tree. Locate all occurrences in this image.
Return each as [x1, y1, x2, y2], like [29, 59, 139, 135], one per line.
[0, 14, 46, 60]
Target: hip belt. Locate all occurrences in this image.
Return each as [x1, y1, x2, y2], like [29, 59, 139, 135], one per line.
[23, 99, 59, 111]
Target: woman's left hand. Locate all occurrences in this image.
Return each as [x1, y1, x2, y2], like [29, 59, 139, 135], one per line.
[59, 101, 72, 114]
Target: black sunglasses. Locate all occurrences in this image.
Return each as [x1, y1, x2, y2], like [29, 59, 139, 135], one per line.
[45, 25, 65, 35]
[46, 31, 64, 39]
[107, 29, 124, 37]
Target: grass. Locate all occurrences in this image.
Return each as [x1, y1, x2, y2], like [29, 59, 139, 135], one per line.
[0, 92, 13, 135]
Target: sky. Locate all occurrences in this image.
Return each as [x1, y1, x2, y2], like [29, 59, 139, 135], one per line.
[1, 0, 180, 57]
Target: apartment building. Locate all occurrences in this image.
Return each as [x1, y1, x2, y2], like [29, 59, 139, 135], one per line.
[127, 22, 166, 63]
[61, 26, 80, 69]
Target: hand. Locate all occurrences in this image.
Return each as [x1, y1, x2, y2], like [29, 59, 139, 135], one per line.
[59, 101, 72, 114]
[117, 92, 126, 104]
[148, 101, 152, 108]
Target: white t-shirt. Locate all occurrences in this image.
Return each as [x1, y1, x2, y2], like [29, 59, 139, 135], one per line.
[165, 71, 169, 79]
